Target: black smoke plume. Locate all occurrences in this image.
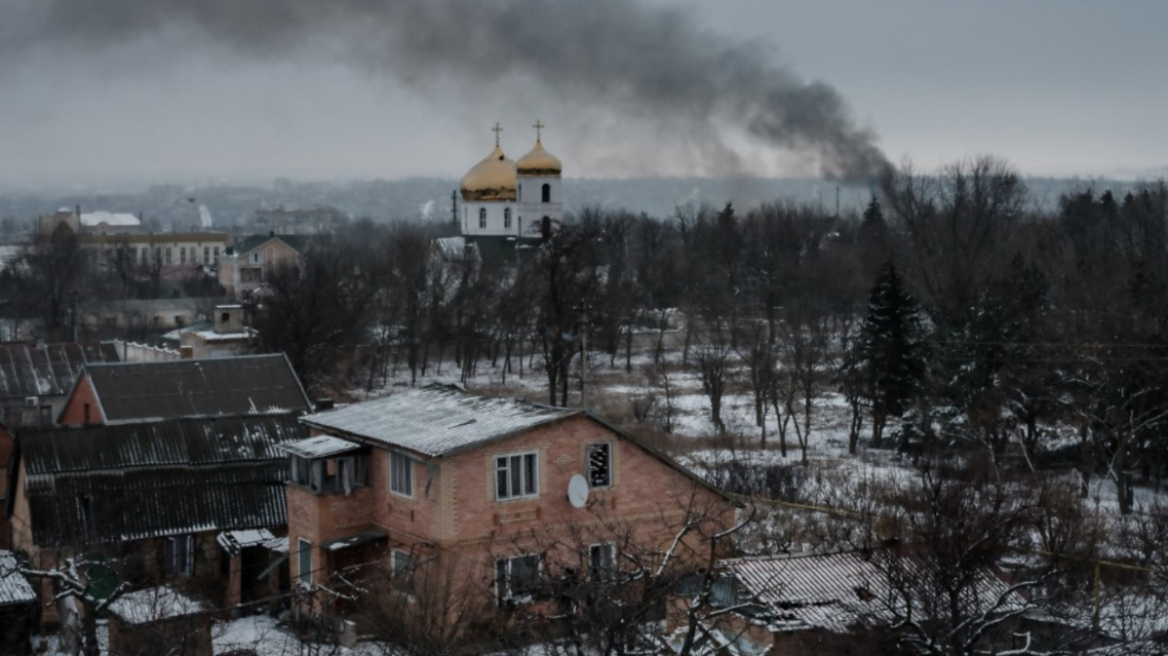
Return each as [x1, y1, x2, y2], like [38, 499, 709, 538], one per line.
[5, 0, 889, 179]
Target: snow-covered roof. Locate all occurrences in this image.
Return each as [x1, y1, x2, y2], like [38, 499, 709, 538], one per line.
[108, 586, 209, 625]
[217, 528, 283, 556]
[279, 434, 364, 458]
[726, 550, 1023, 633]
[300, 384, 578, 458]
[80, 211, 140, 227]
[0, 551, 36, 606]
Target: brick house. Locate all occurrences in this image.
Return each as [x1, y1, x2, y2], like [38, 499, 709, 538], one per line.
[217, 235, 303, 298]
[5, 415, 307, 626]
[280, 385, 735, 623]
[58, 353, 312, 426]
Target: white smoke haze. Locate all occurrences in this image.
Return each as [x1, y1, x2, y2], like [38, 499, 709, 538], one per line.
[2, 0, 889, 180]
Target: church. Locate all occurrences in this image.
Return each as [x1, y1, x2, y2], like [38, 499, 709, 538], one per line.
[457, 121, 562, 242]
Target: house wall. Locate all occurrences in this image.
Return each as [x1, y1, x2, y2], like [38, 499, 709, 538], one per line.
[58, 375, 104, 425]
[0, 425, 14, 549]
[108, 614, 213, 656]
[291, 415, 734, 613]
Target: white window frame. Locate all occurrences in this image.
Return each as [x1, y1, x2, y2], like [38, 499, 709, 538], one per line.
[164, 535, 195, 578]
[589, 543, 616, 583]
[390, 451, 413, 498]
[479, 207, 487, 229]
[586, 442, 612, 488]
[504, 208, 512, 229]
[391, 549, 416, 597]
[496, 553, 541, 604]
[298, 538, 312, 586]
[495, 451, 539, 501]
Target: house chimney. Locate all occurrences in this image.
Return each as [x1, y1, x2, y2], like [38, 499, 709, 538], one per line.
[179, 346, 194, 359]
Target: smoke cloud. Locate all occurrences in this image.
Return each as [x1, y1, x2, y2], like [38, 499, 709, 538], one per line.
[6, 0, 889, 180]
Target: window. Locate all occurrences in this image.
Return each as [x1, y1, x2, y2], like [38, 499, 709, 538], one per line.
[180, 246, 186, 264]
[495, 452, 538, 500]
[541, 183, 551, 203]
[213, 247, 220, 262]
[496, 554, 540, 603]
[40, 405, 53, 426]
[165, 247, 172, 264]
[163, 535, 195, 578]
[589, 543, 615, 583]
[252, 252, 261, 263]
[390, 451, 413, 497]
[479, 207, 487, 229]
[298, 538, 312, 586]
[83, 403, 91, 424]
[290, 454, 367, 494]
[392, 549, 416, 595]
[587, 443, 612, 488]
[291, 455, 312, 485]
[203, 246, 210, 263]
[504, 208, 512, 229]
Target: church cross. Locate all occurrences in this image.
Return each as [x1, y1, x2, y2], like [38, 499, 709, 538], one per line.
[492, 122, 504, 147]
[533, 119, 545, 141]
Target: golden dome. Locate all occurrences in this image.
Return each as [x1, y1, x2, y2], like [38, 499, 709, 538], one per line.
[460, 146, 517, 202]
[516, 139, 562, 177]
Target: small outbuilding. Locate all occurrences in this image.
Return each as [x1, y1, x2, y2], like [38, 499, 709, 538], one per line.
[107, 586, 213, 656]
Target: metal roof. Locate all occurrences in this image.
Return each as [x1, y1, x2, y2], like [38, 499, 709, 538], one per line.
[19, 415, 305, 546]
[300, 384, 577, 458]
[0, 550, 36, 606]
[108, 586, 209, 625]
[726, 550, 1022, 633]
[83, 354, 312, 423]
[278, 434, 364, 459]
[0, 342, 119, 400]
[21, 414, 306, 475]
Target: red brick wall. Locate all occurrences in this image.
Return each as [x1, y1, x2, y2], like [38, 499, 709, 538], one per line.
[0, 425, 13, 549]
[58, 374, 104, 425]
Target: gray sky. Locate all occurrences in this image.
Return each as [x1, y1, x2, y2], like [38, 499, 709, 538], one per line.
[1, 0, 1165, 188]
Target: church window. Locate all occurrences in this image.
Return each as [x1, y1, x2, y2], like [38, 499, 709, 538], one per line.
[504, 208, 512, 229]
[479, 208, 487, 229]
[541, 184, 551, 203]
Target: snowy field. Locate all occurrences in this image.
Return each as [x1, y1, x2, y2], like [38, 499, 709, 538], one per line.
[352, 342, 1168, 523]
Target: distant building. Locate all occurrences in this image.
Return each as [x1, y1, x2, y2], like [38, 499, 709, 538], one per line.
[458, 121, 562, 243]
[178, 304, 255, 359]
[79, 231, 228, 272]
[253, 206, 347, 235]
[36, 207, 142, 235]
[217, 234, 302, 298]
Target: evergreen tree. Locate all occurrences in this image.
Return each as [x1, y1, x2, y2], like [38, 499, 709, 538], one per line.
[859, 258, 928, 448]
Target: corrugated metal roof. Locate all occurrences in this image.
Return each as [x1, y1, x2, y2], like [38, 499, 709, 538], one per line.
[300, 384, 577, 458]
[0, 342, 119, 400]
[19, 415, 305, 546]
[85, 354, 312, 423]
[21, 414, 306, 475]
[726, 551, 1022, 633]
[278, 434, 363, 458]
[0, 550, 36, 606]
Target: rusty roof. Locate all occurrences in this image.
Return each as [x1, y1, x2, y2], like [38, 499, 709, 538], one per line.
[83, 353, 312, 423]
[18, 414, 305, 545]
[0, 342, 119, 400]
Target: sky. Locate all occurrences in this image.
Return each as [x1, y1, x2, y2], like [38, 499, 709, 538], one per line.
[0, 0, 1165, 189]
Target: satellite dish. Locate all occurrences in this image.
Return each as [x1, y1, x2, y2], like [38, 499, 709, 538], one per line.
[567, 474, 589, 509]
